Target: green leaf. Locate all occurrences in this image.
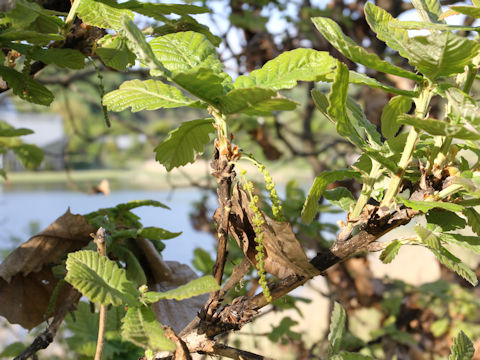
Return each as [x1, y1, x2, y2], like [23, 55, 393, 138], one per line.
[234, 49, 337, 90]
[398, 197, 463, 212]
[426, 210, 467, 232]
[442, 233, 480, 255]
[142, 275, 220, 303]
[115, 199, 170, 211]
[8, 43, 85, 69]
[0, 123, 33, 137]
[153, 15, 221, 47]
[12, 144, 44, 169]
[431, 246, 478, 286]
[0, 66, 54, 106]
[138, 227, 182, 240]
[192, 248, 214, 274]
[218, 87, 298, 115]
[431, 318, 449, 337]
[381, 96, 413, 139]
[230, 10, 268, 32]
[324, 187, 355, 212]
[122, 306, 176, 352]
[389, 21, 480, 32]
[398, 115, 480, 140]
[172, 67, 226, 104]
[96, 0, 208, 18]
[267, 317, 301, 344]
[462, 208, 480, 235]
[0, 30, 63, 44]
[2, 0, 63, 34]
[0, 342, 26, 357]
[449, 331, 475, 360]
[96, 35, 135, 71]
[332, 352, 375, 360]
[103, 79, 198, 112]
[450, 6, 480, 18]
[302, 169, 359, 223]
[328, 302, 346, 356]
[154, 119, 215, 171]
[402, 32, 480, 80]
[348, 71, 417, 97]
[149, 31, 226, 80]
[311, 17, 420, 81]
[347, 97, 382, 147]
[379, 240, 402, 264]
[411, 0, 444, 23]
[415, 225, 442, 250]
[111, 244, 147, 287]
[77, 0, 134, 30]
[65, 250, 140, 306]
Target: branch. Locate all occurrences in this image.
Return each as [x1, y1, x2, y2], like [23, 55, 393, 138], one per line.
[211, 343, 275, 360]
[92, 228, 107, 360]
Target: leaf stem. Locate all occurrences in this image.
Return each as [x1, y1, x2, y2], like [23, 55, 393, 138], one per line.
[65, 0, 81, 27]
[381, 85, 433, 207]
[92, 228, 107, 360]
[351, 160, 381, 219]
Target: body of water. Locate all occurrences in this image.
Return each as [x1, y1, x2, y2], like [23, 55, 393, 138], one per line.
[0, 188, 217, 265]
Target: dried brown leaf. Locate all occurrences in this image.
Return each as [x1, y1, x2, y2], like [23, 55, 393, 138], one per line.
[0, 209, 94, 329]
[228, 184, 320, 279]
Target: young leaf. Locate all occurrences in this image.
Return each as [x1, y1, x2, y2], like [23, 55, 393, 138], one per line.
[95, 0, 208, 18]
[381, 95, 413, 139]
[332, 352, 375, 360]
[398, 115, 480, 140]
[411, 0, 444, 23]
[462, 208, 480, 235]
[103, 79, 199, 112]
[65, 250, 140, 306]
[425, 210, 467, 232]
[8, 44, 85, 69]
[302, 169, 359, 223]
[441, 233, 480, 255]
[138, 227, 182, 240]
[389, 21, 479, 31]
[324, 187, 355, 212]
[234, 48, 337, 90]
[0, 122, 33, 137]
[379, 240, 402, 264]
[2, 0, 63, 34]
[149, 31, 222, 76]
[218, 87, 297, 115]
[430, 246, 478, 286]
[328, 302, 346, 356]
[154, 118, 215, 171]
[122, 306, 175, 352]
[449, 331, 475, 360]
[348, 71, 417, 97]
[450, 6, 480, 18]
[142, 275, 220, 303]
[12, 144, 44, 169]
[115, 199, 170, 211]
[415, 225, 442, 249]
[77, 0, 134, 30]
[111, 244, 147, 287]
[0, 66, 53, 106]
[96, 35, 136, 71]
[0, 30, 63, 44]
[311, 17, 420, 81]
[172, 67, 226, 104]
[398, 197, 463, 212]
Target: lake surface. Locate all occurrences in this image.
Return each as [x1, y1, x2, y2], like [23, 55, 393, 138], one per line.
[0, 188, 218, 265]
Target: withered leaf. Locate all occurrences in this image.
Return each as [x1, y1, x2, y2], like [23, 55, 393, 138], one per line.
[228, 184, 320, 279]
[0, 209, 95, 329]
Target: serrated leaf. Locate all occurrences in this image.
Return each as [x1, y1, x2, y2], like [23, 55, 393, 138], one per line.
[96, 35, 135, 71]
[302, 169, 359, 223]
[218, 87, 297, 115]
[380, 240, 402, 264]
[328, 302, 346, 356]
[8, 43, 85, 69]
[149, 31, 223, 77]
[398, 197, 463, 212]
[411, 0, 444, 23]
[389, 21, 479, 31]
[142, 275, 219, 303]
[267, 317, 301, 343]
[381, 96, 413, 139]
[153, 15, 221, 47]
[450, 6, 480, 18]
[234, 48, 337, 90]
[65, 250, 140, 306]
[450, 331, 475, 360]
[77, 0, 134, 30]
[415, 225, 442, 249]
[402, 32, 480, 80]
[2, 0, 63, 34]
[462, 208, 480, 235]
[426, 210, 467, 232]
[324, 187, 355, 212]
[312, 17, 420, 81]
[122, 306, 175, 351]
[430, 246, 478, 286]
[138, 227, 182, 240]
[0, 66, 53, 106]
[172, 67, 226, 104]
[348, 71, 417, 97]
[0, 30, 63, 44]
[103, 79, 197, 112]
[12, 144, 44, 169]
[442, 233, 480, 255]
[154, 118, 215, 171]
[111, 244, 147, 287]
[398, 115, 480, 140]
[95, 0, 208, 18]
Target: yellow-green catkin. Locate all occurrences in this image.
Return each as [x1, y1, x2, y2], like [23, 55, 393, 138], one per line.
[242, 179, 272, 302]
[257, 163, 286, 222]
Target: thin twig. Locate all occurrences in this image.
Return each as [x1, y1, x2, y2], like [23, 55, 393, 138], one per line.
[92, 228, 107, 360]
[218, 257, 251, 299]
[211, 343, 275, 360]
